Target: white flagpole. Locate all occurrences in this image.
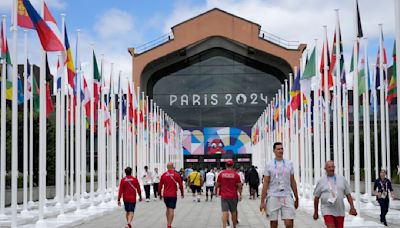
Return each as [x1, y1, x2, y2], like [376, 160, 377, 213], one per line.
[335, 10, 343, 176]
[353, 0, 361, 218]
[313, 40, 321, 182]
[372, 63, 379, 179]
[379, 24, 386, 169]
[55, 58, 61, 206]
[323, 25, 330, 161]
[89, 45, 95, 208]
[0, 15, 6, 220]
[58, 13, 66, 216]
[37, 0, 47, 223]
[384, 65, 391, 179]
[10, 0, 19, 225]
[69, 90, 74, 203]
[363, 38, 372, 205]
[75, 29, 81, 212]
[395, 0, 400, 173]
[28, 62, 34, 206]
[110, 63, 117, 199]
[22, 29, 29, 213]
[81, 74, 87, 197]
[118, 72, 122, 183]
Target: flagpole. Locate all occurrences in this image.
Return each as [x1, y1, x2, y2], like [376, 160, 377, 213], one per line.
[395, 0, 400, 173]
[22, 29, 29, 213]
[55, 58, 61, 207]
[384, 65, 391, 179]
[10, 0, 19, 224]
[28, 62, 34, 206]
[118, 72, 122, 183]
[335, 9, 343, 176]
[372, 63, 379, 179]
[110, 62, 117, 201]
[75, 29, 81, 212]
[69, 89, 74, 204]
[37, 0, 47, 223]
[58, 13, 66, 217]
[353, 0, 361, 219]
[378, 24, 386, 169]
[81, 74, 87, 197]
[87, 45, 94, 208]
[363, 37, 372, 206]
[323, 25, 330, 161]
[0, 15, 6, 220]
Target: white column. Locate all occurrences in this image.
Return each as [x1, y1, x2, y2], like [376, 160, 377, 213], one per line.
[22, 30, 29, 213]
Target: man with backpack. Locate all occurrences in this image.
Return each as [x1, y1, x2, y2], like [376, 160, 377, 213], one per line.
[118, 167, 142, 228]
[188, 168, 202, 202]
[159, 162, 184, 228]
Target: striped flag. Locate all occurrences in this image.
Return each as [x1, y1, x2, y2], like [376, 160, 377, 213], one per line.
[387, 41, 397, 106]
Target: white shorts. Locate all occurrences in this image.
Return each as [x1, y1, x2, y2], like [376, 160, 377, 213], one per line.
[265, 196, 295, 221]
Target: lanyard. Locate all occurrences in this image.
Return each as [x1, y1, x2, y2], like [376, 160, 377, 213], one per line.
[327, 176, 337, 193]
[380, 179, 388, 192]
[274, 159, 286, 179]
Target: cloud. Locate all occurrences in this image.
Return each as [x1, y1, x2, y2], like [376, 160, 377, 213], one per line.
[94, 8, 135, 39]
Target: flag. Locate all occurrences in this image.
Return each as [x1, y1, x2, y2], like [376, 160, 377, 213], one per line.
[17, 76, 24, 104]
[320, 37, 332, 89]
[387, 41, 397, 106]
[65, 25, 75, 89]
[358, 57, 366, 96]
[375, 31, 388, 89]
[273, 100, 279, 122]
[302, 47, 316, 80]
[22, 0, 64, 51]
[17, 0, 34, 29]
[93, 51, 101, 106]
[26, 59, 32, 99]
[356, 0, 363, 38]
[56, 57, 62, 91]
[2, 25, 14, 102]
[45, 54, 54, 117]
[82, 76, 91, 116]
[300, 47, 316, 101]
[290, 70, 301, 111]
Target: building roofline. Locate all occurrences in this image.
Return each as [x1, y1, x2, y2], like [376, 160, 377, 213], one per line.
[171, 8, 261, 31]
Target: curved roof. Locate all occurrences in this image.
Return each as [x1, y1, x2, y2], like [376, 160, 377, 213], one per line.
[129, 8, 306, 88]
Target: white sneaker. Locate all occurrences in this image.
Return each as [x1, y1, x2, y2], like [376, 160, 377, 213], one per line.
[146, 199, 150, 202]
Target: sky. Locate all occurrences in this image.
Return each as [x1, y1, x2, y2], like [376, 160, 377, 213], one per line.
[0, 0, 396, 92]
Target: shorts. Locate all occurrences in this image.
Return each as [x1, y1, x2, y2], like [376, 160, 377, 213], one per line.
[124, 202, 136, 212]
[206, 186, 214, 192]
[221, 198, 238, 212]
[250, 184, 258, 191]
[323, 215, 344, 228]
[190, 185, 201, 193]
[265, 196, 295, 221]
[164, 197, 177, 209]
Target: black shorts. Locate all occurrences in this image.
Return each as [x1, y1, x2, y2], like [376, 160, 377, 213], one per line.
[124, 202, 136, 212]
[164, 197, 177, 209]
[190, 185, 201, 193]
[206, 186, 214, 192]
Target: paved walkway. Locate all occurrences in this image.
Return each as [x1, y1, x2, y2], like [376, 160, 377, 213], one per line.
[75, 190, 324, 228]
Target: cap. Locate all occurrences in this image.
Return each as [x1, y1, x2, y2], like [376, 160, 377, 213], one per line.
[226, 160, 234, 166]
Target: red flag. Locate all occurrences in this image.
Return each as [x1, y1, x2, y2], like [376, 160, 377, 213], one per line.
[17, 0, 34, 29]
[45, 83, 54, 118]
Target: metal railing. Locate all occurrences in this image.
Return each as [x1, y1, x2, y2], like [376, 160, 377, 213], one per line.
[134, 32, 174, 54]
[259, 30, 299, 50]
[134, 30, 299, 54]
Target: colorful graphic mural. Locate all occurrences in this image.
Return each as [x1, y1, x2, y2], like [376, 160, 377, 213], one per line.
[183, 127, 251, 155]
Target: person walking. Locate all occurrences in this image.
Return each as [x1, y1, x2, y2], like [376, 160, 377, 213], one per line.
[248, 166, 260, 200]
[260, 142, 299, 228]
[374, 169, 394, 226]
[153, 167, 161, 201]
[215, 160, 242, 228]
[118, 167, 142, 228]
[142, 166, 153, 202]
[205, 169, 215, 202]
[158, 162, 184, 228]
[313, 160, 358, 228]
[188, 168, 202, 202]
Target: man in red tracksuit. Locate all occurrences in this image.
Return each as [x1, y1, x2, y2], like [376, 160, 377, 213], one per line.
[158, 162, 184, 228]
[118, 167, 142, 228]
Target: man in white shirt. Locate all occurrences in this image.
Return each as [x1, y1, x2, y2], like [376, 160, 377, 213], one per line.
[142, 166, 153, 202]
[313, 160, 357, 228]
[153, 167, 160, 201]
[205, 169, 215, 201]
[260, 142, 299, 228]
